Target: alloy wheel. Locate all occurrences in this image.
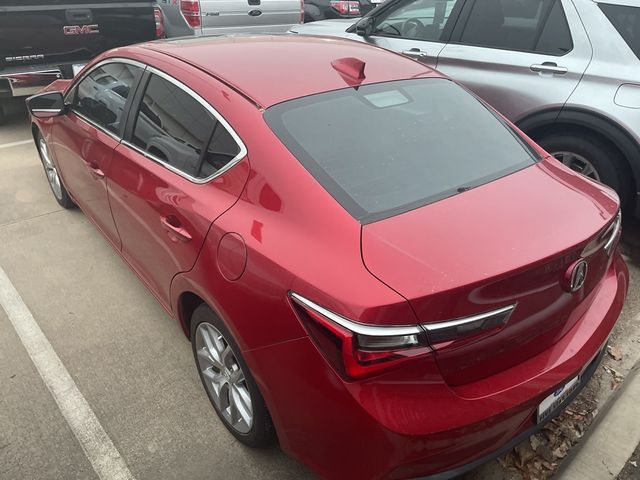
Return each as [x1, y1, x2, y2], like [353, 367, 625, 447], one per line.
[551, 151, 601, 182]
[195, 322, 254, 434]
[39, 137, 63, 200]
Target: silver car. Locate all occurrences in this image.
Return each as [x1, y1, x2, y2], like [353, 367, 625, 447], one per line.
[158, 0, 303, 38]
[291, 0, 640, 217]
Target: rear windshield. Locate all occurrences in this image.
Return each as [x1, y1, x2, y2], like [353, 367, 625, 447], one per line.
[264, 78, 537, 223]
[600, 4, 640, 60]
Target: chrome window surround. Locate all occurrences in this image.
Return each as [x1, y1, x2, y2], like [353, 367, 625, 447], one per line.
[64, 58, 248, 185]
[290, 292, 516, 338]
[123, 65, 248, 185]
[65, 58, 147, 143]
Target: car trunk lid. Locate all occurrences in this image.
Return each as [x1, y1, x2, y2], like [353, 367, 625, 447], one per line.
[361, 160, 620, 386]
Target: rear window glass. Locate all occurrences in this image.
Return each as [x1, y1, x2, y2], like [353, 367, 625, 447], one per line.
[264, 78, 538, 223]
[600, 4, 640, 60]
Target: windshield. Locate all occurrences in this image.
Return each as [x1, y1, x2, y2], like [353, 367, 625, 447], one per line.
[264, 78, 538, 223]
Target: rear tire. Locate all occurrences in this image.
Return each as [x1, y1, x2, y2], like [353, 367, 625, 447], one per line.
[35, 130, 75, 209]
[0, 101, 5, 125]
[537, 133, 632, 206]
[190, 304, 276, 448]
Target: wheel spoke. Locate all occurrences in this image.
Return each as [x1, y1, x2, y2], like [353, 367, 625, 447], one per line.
[232, 385, 253, 426]
[221, 345, 233, 367]
[197, 348, 223, 371]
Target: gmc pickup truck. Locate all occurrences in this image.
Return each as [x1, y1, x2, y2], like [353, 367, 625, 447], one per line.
[0, 0, 157, 123]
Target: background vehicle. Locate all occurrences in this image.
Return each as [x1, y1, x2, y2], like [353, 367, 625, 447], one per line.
[156, 0, 304, 37]
[0, 0, 158, 124]
[304, 0, 375, 23]
[27, 35, 627, 480]
[291, 0, 640, 218]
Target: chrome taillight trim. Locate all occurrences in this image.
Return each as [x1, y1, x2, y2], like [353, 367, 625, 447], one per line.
[603, 210, 622, 255]
[289, 292, 423, 337]
[422, 304, 516, 333]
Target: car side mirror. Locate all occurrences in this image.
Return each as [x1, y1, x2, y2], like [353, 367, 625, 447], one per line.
[355, 16, 374, 37]
[27, 91, 66, 119]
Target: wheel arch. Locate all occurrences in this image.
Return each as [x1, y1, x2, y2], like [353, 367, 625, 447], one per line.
[176, 290, 206, 340]
[518, 107, 640, 215]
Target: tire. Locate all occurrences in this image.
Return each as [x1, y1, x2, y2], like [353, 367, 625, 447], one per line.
[537, 133, 632, 206]
[190, 304, 276, 447]
[35, 130, 75, 209]
[0, 101, 5, 125]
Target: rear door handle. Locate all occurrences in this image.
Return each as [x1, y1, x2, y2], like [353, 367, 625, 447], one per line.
[160, 216, 192, 243]
[402, 48, 428, 59]
[530, 62, 568, 75]
[86, 162, 105, 179]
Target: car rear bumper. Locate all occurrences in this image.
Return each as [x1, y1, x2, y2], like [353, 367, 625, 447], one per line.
[245, 252, 628, 480]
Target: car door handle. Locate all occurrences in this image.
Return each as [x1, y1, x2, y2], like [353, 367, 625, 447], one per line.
[160, 216, 192, 243]
[402, 48, 428, 59]
[86, 162, 105, 180]
[530, 62, 568, 75]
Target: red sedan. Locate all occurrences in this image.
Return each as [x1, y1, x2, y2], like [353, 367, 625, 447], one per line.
[27, 35, 628, 479]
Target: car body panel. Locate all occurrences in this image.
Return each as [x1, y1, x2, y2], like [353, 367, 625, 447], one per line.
[51, 114, 122, 247]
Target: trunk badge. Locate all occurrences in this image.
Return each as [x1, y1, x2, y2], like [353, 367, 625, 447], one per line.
[565, 259, 588, 293]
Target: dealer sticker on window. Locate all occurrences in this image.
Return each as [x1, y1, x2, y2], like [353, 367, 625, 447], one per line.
[537, 375, 580, 424]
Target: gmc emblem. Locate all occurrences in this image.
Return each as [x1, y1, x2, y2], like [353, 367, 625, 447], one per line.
[63, 24, 100, 35]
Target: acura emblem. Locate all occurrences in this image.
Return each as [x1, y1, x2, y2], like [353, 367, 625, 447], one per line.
[566, 260, 588, 293]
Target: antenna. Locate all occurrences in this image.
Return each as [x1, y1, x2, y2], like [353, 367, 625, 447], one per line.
[331, 57, 366, 88]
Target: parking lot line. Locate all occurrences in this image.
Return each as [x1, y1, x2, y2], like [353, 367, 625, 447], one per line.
[0, 139, 32, 150]
[0, 265, 135, 480]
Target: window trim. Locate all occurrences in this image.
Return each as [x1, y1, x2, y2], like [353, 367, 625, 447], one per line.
[122, 65, 248, 185]
[448, 0, 574, 57]
[64, 58, 147, 141]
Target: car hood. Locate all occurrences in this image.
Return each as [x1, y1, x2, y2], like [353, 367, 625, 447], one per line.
[290, 19, 357, 36]
[361, 158, 620, 385]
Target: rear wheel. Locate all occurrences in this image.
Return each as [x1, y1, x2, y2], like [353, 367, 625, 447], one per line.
[0, 100, 5, 125]
[35, 130, 75, 209]
[191, 304, 276, 447]
[537, 133, 632, 206]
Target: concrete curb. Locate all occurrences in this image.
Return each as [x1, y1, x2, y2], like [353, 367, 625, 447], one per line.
[556, 360, 640, 479]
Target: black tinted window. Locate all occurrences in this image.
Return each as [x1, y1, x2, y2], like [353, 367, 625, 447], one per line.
[74, 63, 142, 135]
[601, 4, 640, 60]
[374, 0, 462, 41]
[460, 0, 572, 55]
[265, 79, 537, 223]
[132, 73, 241, 179]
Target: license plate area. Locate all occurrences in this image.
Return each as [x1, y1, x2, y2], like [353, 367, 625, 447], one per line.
[536, 375, 580, 424]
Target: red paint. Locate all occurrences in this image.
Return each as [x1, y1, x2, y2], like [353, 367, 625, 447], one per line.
[31, 36, 629, 480]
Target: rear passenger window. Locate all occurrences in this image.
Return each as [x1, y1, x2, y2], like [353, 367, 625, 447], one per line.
[459, 0, 573, 55]
[73, 62, 143, 135]
[600, 4, 640, 60]
[131, 73, 242, 179]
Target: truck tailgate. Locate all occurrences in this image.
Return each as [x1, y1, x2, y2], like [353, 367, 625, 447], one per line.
[200, 0, 301, 33]
[0, 1, 155, 71]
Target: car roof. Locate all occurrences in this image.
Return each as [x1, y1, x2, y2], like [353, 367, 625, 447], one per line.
[129, 34, 443, 109]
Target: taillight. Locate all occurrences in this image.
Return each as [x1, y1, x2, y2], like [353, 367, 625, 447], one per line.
[180, 0, 201, 29]
[300, 0, 305, 24]
[154, 7, 165, 39]
[290, 292, 430, 380]
[330, 0, 361, 15]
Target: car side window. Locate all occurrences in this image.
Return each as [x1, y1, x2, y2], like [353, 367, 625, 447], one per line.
[374, 0, 462, 42]
[131, 73, 242, 180]
[73, 63, 143, 135]
[458, 0, 573, 55]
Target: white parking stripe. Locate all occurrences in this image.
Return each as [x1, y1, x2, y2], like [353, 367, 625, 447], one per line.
[0, 266, 135, 480]
[0, 140, 33, 150]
